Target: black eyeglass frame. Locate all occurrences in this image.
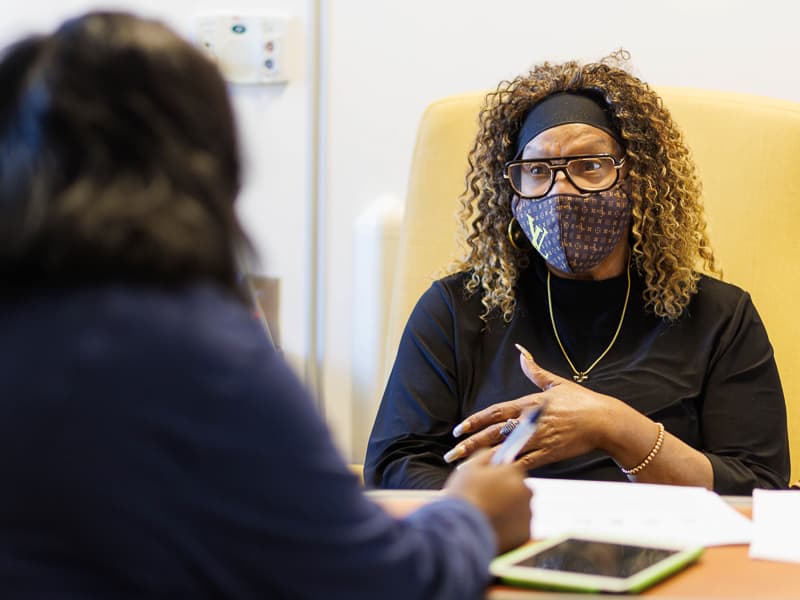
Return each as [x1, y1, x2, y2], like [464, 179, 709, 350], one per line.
[503, 153, 626, 199]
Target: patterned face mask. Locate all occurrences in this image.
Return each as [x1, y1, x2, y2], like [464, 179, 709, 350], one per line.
[512, 185, 631, 274]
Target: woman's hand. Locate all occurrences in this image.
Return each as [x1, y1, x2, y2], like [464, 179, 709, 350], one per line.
[445, 345, 714, 488]
[445, 449, 532, 553]
[444, 345, 623, 468]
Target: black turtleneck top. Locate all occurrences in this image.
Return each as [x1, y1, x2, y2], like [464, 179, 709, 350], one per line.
[365, 258, 790, 494]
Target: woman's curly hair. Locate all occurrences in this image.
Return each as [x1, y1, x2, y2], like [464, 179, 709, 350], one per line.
[452, 51, 717, 323]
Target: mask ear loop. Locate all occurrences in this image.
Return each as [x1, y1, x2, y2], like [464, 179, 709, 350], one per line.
[507, 196, 529, 251]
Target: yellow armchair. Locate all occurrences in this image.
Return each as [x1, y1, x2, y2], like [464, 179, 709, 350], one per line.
[384, 88, 800, 483]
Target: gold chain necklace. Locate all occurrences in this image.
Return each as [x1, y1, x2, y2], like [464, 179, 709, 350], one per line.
[546, 254, 631, 383]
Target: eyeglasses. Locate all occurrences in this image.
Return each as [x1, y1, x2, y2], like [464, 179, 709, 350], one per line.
[503, 154, 626, 199]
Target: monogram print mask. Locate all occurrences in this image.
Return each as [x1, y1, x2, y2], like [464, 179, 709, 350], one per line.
[512, 185, 631, 274]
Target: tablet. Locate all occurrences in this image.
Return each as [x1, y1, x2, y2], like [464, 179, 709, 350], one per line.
[490, 535, 703, 593]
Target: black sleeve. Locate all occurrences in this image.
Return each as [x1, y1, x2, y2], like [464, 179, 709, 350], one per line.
[365, 282, 463, 489]
[701, 292, 790, 493]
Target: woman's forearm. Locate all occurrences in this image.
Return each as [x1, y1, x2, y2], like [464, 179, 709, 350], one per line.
[600, 402, 713, 488]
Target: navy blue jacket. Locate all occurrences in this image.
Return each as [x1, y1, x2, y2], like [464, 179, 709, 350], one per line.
[0, 284, 494, 598]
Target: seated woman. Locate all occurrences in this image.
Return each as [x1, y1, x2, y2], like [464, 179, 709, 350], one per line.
[366, 53, 790, 494]
[0, 12, 531, 598]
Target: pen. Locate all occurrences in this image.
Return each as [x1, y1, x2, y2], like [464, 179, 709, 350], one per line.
[491, 401, 547, 465]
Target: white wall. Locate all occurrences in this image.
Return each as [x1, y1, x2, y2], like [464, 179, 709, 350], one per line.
[322, 0, 800, 461]
[0, 0, 317, 380]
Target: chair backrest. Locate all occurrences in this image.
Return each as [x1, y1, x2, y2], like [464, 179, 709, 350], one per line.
[384, 88, 800, 482]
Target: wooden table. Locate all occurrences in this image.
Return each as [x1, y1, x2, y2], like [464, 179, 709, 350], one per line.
[368, 491, 800, 599]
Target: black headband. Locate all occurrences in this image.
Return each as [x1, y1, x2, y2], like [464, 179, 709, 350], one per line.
[514, 92, 622, 158]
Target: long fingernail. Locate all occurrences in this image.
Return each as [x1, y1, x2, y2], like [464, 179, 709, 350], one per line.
[453, 421, 470, 437]
[515, 343, 533, 362]
[444, 445, 465, 463]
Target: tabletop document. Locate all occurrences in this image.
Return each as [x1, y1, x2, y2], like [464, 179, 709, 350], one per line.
[526, 478, 752, 547]
[749, 488, 800, 563]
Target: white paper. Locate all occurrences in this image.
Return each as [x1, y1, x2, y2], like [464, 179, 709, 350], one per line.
[749, 489, 800, 563]
[526, 477, 752, 547]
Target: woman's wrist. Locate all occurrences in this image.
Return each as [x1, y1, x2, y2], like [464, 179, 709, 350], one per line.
[590, 395, 621, 452]
[620, 422, 665, 475]
[595, 398, 651, 459]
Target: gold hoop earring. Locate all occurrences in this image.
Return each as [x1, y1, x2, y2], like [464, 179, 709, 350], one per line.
[507, 218, 526, 250]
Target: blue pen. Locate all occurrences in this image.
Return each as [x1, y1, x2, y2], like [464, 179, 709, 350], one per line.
[491, 401, 547, 465]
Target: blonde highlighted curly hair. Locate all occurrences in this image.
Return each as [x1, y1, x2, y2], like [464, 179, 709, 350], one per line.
[452, 51, 718, 323]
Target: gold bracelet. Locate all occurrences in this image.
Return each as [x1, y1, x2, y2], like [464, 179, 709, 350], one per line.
[621, 422, 665, 476]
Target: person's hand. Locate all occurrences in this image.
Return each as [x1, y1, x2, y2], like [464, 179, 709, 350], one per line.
[444, 449, 532, 553]
[444, 345, 622, 469]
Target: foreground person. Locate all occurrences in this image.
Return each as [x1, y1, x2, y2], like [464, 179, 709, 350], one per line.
[0, 12, 531, 598]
